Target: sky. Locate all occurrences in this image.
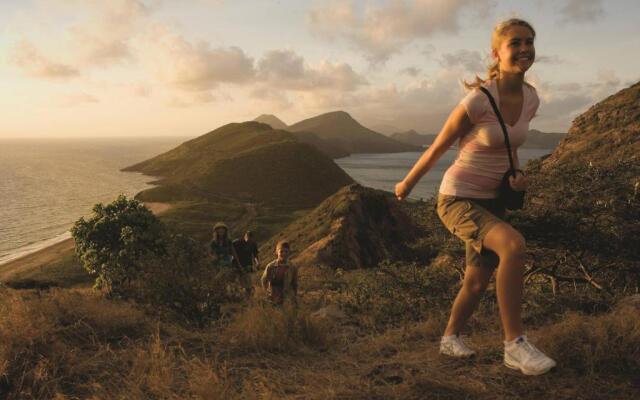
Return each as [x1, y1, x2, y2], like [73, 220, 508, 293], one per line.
[1, 0, 638, 138]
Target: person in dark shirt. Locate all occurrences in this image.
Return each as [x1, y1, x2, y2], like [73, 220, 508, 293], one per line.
[233, 230, 259, 272]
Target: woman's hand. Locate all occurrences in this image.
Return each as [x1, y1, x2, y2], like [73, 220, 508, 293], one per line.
[508, 170, 528, 191]
[395, 180, 412, 201]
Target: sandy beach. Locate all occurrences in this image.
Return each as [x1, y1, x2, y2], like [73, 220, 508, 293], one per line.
[0, 202, 172, 282]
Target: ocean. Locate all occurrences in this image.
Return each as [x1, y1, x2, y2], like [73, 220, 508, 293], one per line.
[0, 137, 553, 266]
[335, 148, 553, 201]
[0, 137, 186, 265]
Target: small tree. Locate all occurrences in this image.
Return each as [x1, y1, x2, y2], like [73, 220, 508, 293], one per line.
[71, 195, 166, 293]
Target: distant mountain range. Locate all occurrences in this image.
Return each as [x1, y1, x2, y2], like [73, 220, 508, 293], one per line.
[254, 111, 421, 157]
[390, 128, 566, 149]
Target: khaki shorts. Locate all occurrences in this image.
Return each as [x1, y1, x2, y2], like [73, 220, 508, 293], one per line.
[437, 194, 506, 268]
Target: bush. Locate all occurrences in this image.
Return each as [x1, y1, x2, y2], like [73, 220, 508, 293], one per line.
[71, 196, 238, 325]
[135, 234, 238, 326]
[71, 195, 166, 293]
[336, 261, 459, 329]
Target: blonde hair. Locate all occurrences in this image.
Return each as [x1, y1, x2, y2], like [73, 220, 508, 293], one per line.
[464, 18, 536, 90]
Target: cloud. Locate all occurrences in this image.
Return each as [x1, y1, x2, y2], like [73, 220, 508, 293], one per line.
[56, 0, 151, 67]
[143, 26, 256, 91]
[249, 85, 294, 111]
[559, 0, 605, 23]
[257, 49, 368, 91]
[529, 69, 626, 131]
[535, 55, 565, 64]
[132, 83, 152, 97]
[59, 92, 100, 107]
[8, 41, 80, 79]
[307, 0, 495, 64]
[296, 67, 468, 133]
[400, 67, 422, 77]
[439, 49, 484, 73]
[167, 91, 219, 108]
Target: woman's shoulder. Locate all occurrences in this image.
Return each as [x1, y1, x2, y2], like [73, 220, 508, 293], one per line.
[460, 80, 493, 123]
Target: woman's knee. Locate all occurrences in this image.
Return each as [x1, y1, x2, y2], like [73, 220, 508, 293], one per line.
[504, 232, 526, 259]
[485, 224, 526, 260]
[463, 278, 489, 296]
[462, 267, 492, 296]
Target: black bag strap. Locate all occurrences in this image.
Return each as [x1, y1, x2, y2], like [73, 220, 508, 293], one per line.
[479, 86, 517, 178]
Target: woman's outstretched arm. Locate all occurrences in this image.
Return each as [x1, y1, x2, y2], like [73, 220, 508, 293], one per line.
[395, 104, 473, 200]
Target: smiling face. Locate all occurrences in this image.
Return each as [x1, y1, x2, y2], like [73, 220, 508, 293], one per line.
[276, 245, 290, 262]
[493, 25, 536, 75]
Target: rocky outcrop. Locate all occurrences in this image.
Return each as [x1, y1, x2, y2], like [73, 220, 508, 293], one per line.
[265, 184, 416, 269]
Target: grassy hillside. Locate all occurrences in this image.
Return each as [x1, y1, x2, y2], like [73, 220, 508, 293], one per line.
[288, 111, 422, 154]
[127, 122, 353, 208]
[123, 122, 289, 178]
[1, 84, 638, 399]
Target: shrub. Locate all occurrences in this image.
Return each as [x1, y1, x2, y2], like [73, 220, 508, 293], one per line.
[71, 196, 238, 325]
[71, 195, 166, 293]
[336, 261, 459, 329]
[135, 234, 237, 326]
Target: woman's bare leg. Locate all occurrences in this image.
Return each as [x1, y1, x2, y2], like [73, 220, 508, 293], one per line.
[482, 222, 526, 341]
[443, 264, 494, 336]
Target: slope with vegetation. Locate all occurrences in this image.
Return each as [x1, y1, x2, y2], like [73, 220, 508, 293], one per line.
[0, 83, 638, 399]
[123, 121, 354, 242]
[264, 184, 416, 269]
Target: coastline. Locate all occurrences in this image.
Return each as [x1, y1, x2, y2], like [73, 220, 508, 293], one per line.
[0, 202, 172, 282]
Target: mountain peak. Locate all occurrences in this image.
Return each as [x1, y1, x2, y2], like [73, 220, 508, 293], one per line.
[319, 110, 356, 122]
[253, 114, 288, 130]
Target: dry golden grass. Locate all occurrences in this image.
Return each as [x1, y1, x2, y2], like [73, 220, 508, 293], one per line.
[221, 300, 330, 353]
[0, 281, 638, 399]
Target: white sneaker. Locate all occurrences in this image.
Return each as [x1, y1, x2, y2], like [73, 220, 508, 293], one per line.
[440, 334, 476, 358]
[504, 335, 556, 375]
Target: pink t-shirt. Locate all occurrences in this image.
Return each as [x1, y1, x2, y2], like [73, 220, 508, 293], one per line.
[439, 79, 540, 199]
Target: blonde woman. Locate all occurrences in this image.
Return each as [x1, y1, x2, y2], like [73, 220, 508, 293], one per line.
[395, 18, 555, 376]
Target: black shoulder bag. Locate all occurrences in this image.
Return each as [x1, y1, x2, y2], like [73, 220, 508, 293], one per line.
[479, 86, 525, 210]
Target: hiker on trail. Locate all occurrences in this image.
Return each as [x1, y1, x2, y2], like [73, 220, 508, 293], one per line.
[209, 222, 236, 268]
[261, 240, 298, 305]
[233, 230, 260, 271]
[395, 18, 556, 375]
[232, 230, 260, 295]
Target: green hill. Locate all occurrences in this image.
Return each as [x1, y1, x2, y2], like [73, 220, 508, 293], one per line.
[288, 111, 421, 154]
[123, 122, 289, 178]
[125, 122, 354, 209]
